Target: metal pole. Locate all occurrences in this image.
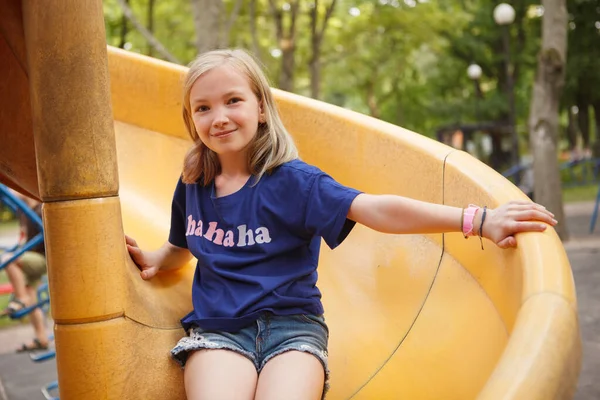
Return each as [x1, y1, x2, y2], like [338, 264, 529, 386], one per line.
[473, 79, 480, 122]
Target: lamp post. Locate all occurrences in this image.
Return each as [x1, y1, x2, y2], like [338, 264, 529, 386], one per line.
[493, 3, 520, 184]
[467, 63, 482, 121]
[465, 63, 482, 155]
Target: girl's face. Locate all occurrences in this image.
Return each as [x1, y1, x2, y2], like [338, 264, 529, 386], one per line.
[189, 64, 264, 158]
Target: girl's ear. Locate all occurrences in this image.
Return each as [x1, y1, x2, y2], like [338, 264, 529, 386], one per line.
[258, 101, 266, 123]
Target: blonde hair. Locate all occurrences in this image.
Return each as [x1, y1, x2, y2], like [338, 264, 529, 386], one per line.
[181, 49, 298, 185]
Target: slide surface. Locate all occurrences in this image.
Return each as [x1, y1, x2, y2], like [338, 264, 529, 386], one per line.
[0, 9, 581, 398]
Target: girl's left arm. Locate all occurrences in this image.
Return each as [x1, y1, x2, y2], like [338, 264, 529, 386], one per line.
[347, 194, 557, 248]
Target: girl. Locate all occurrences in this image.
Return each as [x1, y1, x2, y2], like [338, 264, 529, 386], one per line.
[125, 49, 556, 400]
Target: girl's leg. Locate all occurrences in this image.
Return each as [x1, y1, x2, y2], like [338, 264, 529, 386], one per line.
[5, 262, 29, 301]
[184, 349, 257, 400]
[26, 285, 49, 347]
[254, 351, 324, 400]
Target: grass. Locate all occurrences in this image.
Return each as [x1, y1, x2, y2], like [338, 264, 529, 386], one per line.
[0, 270, 24, 329]
[563, 184, 600, 203]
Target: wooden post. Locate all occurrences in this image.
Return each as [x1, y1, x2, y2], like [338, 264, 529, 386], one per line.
[22, 0, 119, 201]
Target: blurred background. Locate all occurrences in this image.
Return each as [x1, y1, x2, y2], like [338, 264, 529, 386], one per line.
[101, 0, 600, 237]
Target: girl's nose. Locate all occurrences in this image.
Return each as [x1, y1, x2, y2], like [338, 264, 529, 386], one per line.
[212, 109, 229, 127]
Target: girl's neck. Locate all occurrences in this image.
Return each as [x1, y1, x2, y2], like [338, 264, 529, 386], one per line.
[217, 152, 251, 180]
[214, 154, 252, 198]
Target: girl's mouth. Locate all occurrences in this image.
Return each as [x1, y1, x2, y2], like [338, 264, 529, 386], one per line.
[212, 129, 236, 138]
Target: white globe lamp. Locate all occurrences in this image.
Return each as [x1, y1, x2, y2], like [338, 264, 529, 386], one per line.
[467, 64, 482, 80]
[493, 3, 516, 25]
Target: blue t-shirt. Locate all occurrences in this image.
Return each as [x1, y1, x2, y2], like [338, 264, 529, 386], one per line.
[168, 159, 362, 332]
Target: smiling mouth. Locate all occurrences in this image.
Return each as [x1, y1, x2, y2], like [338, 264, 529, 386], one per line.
[212, 129, 236, 138]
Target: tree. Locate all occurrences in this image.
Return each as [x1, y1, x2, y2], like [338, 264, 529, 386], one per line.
[146, 0, 156, 57]
[561, 0, 600, 155]
[120, 0, 130, 49]
[115, 0, 181, 63]
[324, 1, 449, 126]
[308, 0, 337, 99]
[190, 0, 244, 54]
[436, 0, 542, 170]
[249, 0, 262, 60]
[190, 0, 221, 53]
[528, 0, 568, 239]
[268, 0, 300, 91]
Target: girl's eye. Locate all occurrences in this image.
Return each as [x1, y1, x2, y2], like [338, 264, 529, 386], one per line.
[196, 105, 209, 112]
[228, 97, 242, 104]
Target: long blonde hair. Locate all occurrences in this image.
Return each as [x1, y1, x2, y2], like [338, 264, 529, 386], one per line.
[181, 49, 298, 185]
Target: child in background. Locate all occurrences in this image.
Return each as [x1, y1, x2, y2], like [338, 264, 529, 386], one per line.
[1, 190, 50, 352]
[126, 49, 556, 400]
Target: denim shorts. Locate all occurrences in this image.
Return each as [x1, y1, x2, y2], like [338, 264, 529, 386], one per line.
[171, 312, 330, 398]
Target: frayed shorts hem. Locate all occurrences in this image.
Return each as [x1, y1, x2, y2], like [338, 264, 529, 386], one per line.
[170, 313, 330, 399]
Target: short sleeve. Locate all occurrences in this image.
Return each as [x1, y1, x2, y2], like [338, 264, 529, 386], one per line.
[168, 177, 188, 248]
[304, 173, 362, 249]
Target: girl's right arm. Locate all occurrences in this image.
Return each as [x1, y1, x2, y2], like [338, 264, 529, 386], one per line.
[125, 235, 193, 280]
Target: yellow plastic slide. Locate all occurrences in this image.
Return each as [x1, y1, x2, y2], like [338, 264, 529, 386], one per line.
[0, 3, 581, 399]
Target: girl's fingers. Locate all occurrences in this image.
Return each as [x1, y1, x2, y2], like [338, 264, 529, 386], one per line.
[126, 243, 138, 256]
[510, 200, 540, 207]
[511, 221, 548, 233]
[497, 236, 516, 249]
[514, 210, 557, 225]
[125, 236, 155, 280]
[141, 267, 158, 280]
[125, 235, 138, 247]
[126, 244, 145, 268]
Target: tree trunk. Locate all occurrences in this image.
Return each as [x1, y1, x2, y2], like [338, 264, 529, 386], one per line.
[280, 43, 295, 92]
[528, 0, 568, 239]
[309, 0, 337, 99]
[593, 102, 600, 146]
[309, 2, 320, 99]
[592, 102, 600, 157]
[116, 0, 181, 63]
[269, 0, 299, 92]
[566, 106, 577, 151]
[119, 0, 129, 48]
[249, 0, 262, 60]
[191, 0, 221, 54]
[221, 0, 244, 49]
[309, 49, 320, 99]
[147, 0, 155, 56]
[366, 80, 380, 119]
[576, 101, 590, 149]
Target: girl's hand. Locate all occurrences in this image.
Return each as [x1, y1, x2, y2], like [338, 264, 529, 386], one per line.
[125, 235, 160, 280]
[480, 200, 557, 249]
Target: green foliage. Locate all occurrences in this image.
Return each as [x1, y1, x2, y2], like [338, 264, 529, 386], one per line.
[563, 0, 600, 105]
[101, 0, 595, 147]
[103, 0, 197, 63]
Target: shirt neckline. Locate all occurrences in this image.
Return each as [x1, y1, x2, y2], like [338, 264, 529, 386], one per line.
[210, 175, 254, 201]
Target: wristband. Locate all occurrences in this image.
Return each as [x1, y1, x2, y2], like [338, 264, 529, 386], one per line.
[462, 204, 480, 238]
[478, 206, 487, 250]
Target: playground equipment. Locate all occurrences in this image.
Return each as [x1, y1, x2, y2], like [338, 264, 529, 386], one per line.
[0, 184, 50, 319]
[503, 160, 600, 233]
[591, 182, 600, 233]
[0, 184, 43, 262]
[0, 1, 581, 399]
[30, 342, 60, 400]
[503, 158, 600, 189]
[0, 184, 58, 398]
